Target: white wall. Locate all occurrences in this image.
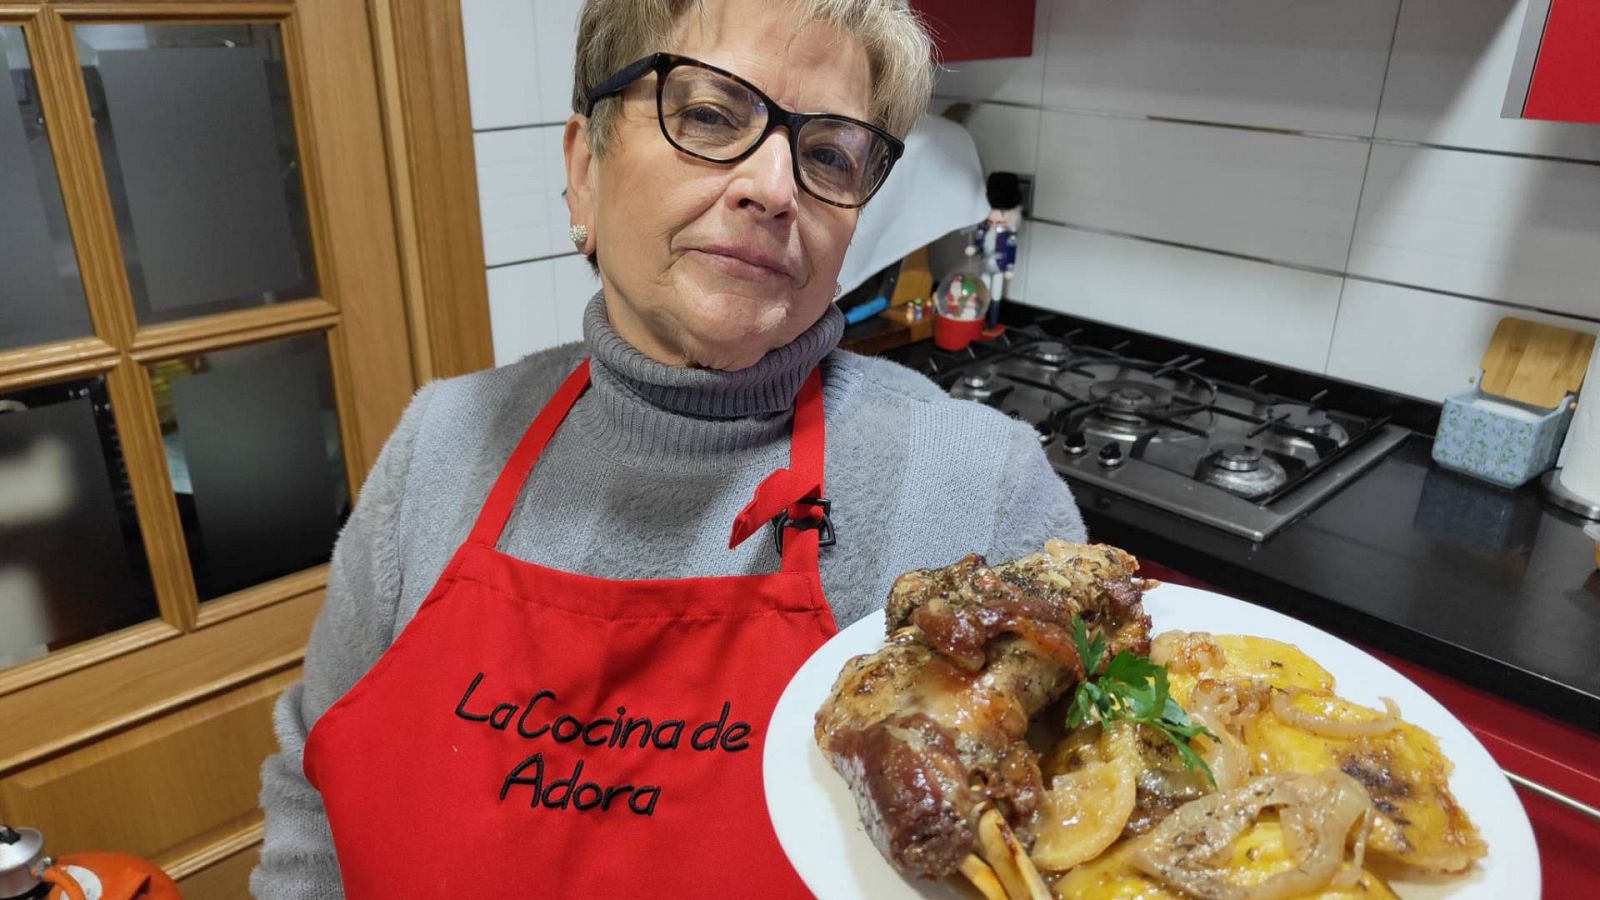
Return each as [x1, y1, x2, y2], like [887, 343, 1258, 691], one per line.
[940, 0, 1600, 402]
[461, 0, 1600, 396]
[462, 0, 595, 366]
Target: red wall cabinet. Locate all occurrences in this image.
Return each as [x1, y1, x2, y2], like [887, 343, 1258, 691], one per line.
[910, 0, 1035, 63]
[1505, 0, 1600, 124]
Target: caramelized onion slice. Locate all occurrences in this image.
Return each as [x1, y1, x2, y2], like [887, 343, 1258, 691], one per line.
[1129, 770, 1375, 900]
[1150, 630, 1225, 674]
[1187, 709, 1251, 792]
[1191, 678, 1272, 728]
[1271, 689, 1401, 739]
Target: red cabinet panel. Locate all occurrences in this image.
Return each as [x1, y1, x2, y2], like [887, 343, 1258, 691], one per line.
[1525, 0, 1600, 124]
[910, 0, 1034, 63]
[1517, 785, 1600, 889]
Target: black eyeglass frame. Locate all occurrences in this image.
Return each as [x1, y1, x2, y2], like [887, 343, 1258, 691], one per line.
[584, 52, 905, 209]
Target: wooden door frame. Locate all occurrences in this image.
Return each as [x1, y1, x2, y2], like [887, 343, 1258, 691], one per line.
[373, 0, 496, 383]
[0, 5, 492, 885]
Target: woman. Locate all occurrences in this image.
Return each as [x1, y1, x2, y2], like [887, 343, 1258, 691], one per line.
[252, 0, 1085, 896]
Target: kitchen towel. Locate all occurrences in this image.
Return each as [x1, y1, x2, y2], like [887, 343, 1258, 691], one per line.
[1557, 338, 1600, 503]
[836, 114, 989, 296]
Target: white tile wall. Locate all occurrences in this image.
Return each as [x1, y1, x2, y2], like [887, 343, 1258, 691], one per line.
[462, 0, 578, 129]
[530, 0, 581, 123]
[460, 0, 1600, 396]
[1377, 0, 1600, 161]
[464, 0, 585, 359]
[932, 0, 1050, 106]
[1034, 111, 1369, 270]
[1327, 280, 1599, 401]
[1025, 223, 1344, 371]
[487, 253, 596, 365]
[949, 101, 1040, 176]
[475, 125, 569, 267]
[462, 0, 539, 130]
[1349, 144, 1600, 319]
[1042, 0, 1399, 136]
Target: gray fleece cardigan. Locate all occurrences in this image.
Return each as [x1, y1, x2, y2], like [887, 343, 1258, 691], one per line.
[250, 295, 1087, 898]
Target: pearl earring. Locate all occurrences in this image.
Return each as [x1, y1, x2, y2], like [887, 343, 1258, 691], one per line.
[569, 225, 589, 249]
[835, 282, 843, 298]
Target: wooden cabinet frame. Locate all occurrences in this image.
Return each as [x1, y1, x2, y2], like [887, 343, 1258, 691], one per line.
[0, 0, 492, 889]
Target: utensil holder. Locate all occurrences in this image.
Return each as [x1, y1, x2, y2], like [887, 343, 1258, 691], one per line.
[1432, 387, 1575, 489]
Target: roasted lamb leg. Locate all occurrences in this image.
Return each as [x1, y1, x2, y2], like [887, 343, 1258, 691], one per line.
[814, 540, 1153, 880]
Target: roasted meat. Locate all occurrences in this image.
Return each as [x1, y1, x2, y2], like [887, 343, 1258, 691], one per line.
[813, 540, 1153, 880]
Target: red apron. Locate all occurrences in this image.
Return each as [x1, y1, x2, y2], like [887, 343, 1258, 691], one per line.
[304, 359, 838, 898]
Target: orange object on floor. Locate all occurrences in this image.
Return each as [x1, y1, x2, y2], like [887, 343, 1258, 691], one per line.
[46, 852, 180, 900]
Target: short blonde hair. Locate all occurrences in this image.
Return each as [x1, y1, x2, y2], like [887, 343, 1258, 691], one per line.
[572, 0, 934, 157]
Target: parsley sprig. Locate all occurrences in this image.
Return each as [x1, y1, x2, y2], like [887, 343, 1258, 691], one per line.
[1066, 616, 1217, 786]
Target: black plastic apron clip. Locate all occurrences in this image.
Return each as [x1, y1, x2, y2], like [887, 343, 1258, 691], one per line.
[771, 497, 835, 554]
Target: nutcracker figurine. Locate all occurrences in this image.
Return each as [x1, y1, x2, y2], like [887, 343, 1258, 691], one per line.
[965, 172, 1023, 331]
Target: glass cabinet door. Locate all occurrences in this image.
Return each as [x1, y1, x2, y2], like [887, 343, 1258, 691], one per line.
[75, 23, 319, 324]
[0, 377, 158, 668]
[1, 25, 91, 351]
[0, 7, 394, 677]
[0, 2, 423, 894]
[151, 334, 348, 601]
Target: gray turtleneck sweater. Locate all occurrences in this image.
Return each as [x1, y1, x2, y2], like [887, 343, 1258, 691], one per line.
[250, 295, 1086, 898]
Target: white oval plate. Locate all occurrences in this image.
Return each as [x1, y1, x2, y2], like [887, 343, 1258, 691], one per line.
[764, 583, 1539, 898]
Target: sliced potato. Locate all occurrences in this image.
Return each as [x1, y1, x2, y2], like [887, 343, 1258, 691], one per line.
[1053, 822, 1399, 900]
[1244, 691, 1487, 873]
[1031, 722, 1142, 871]
[1162, 633, 1335, 706]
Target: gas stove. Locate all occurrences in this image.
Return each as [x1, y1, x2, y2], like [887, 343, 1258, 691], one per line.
[917, 321, 1412, 541]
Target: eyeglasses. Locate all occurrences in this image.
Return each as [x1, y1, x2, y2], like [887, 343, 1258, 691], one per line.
[584, 53, 904, 209]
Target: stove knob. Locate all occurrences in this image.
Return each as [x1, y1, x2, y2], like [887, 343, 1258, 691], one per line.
[1062, 430, 1088, 456]
[1097, 442, 1124, 468]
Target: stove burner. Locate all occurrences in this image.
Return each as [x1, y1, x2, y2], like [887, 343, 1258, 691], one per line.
[1092, 379, 1168, 409]
[1265, 402, 1350, 449]
[1215, 443, 1263, 472]
[1268, 403, 1334, 434]
[1089, 380, 1177, 426]
[1202, 444, 1288, 499]
[1107, 386, 1156, 413]
[1030, 340, 1070, 366]
[952, 368, 999, 401]
[1073, 370, 1215, 444]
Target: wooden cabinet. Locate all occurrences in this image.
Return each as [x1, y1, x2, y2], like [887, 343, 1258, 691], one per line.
[910, 0, 1035, 63]
[0, 0, 490, 895]
[1504, 0, 1600, 124]
[1, 669, 300, 877]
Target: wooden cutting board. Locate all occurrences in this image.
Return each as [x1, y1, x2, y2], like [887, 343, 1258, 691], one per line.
[1478, 317, 1596, 410]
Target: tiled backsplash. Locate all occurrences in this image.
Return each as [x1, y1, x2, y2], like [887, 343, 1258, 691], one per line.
[462, 0, 594, 365]
[461, 0, 1599, 397]
[942, 0, 1599, 402]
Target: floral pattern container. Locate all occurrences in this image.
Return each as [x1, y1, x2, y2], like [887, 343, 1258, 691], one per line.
[1431, 388, 1576, 489]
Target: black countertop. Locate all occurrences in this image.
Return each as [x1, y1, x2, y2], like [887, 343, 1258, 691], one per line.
[869, 309, 1600, 733]
[1078, 436, 1600, 733]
